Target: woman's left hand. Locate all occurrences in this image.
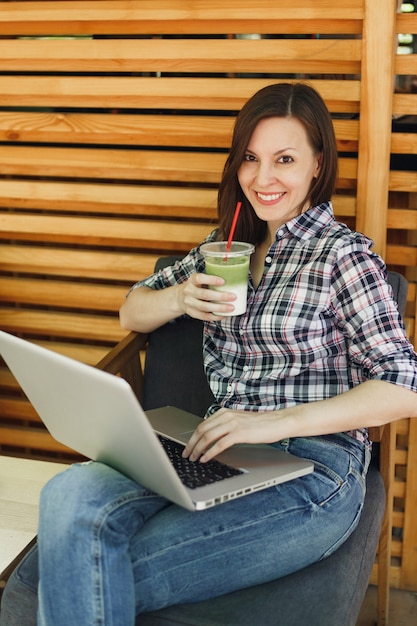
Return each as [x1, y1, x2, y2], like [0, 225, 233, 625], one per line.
[182, 407, 283, 463]
[183, 381, 417, 464]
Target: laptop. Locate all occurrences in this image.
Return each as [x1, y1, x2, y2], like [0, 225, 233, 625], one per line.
[0, 331, 313, 511]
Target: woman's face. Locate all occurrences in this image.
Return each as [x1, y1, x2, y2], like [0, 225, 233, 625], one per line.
[237, 116, 321, 238]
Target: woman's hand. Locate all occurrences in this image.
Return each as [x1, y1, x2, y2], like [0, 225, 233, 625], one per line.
[120, 271, 237, 333]
[177, 272, 237, 321]
[182, 381, 417, 463]
[182, 407, 283, 463]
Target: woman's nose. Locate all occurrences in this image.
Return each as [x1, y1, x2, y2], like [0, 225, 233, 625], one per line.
[255, 161, 276, 186]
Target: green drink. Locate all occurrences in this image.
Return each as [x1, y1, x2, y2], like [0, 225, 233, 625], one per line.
[200, 241, 254, 316]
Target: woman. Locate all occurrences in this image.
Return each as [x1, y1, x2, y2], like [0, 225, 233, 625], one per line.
[2, 83, 417, 625]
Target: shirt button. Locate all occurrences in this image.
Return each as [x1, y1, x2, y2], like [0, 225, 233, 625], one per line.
[265, 256, 272, 264]
[278, 229, 284, 237]
[243, 365, 249, 371]
[227, 385, 233, 392]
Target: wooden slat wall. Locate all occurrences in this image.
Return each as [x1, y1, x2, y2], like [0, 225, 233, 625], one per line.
[0, 0, 369, 457]
[380, 8, 417, 594]
[0, 0, 416, 589]
[390, 11, 417, 346]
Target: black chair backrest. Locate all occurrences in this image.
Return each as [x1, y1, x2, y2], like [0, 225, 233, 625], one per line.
[142, 256, 215, 416]
[387, 270, 408, 318]
[142, 259, 408, 416]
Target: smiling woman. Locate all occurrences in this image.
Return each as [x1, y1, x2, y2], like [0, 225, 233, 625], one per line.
[3, 81, 417, 626]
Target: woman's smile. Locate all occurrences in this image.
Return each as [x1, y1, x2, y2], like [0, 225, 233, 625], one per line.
[256, 191, 286, 204]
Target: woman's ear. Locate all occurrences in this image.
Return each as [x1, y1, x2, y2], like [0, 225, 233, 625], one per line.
[313, 152, 323, 178]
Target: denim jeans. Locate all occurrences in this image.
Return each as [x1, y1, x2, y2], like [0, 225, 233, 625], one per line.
[0, 435, 370, 626]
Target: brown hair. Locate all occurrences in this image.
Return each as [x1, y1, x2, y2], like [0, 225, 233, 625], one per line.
[217, 82, 338, 244]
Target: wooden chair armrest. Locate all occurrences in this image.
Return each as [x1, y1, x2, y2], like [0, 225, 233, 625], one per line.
[368, 425, 384, 442]
[95, 331, 148, 401]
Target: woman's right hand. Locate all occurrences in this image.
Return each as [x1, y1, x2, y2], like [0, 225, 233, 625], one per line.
[177, 272, 237, 321]
[120, 272, 236, 333]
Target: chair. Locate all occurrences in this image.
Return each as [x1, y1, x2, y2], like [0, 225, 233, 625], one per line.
[96, 258, 408, 626]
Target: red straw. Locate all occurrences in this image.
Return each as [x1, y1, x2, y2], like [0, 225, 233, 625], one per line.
[226, 201, 242, 252]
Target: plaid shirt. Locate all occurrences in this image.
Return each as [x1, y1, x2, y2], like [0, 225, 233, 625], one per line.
[133, 202, 417, 445]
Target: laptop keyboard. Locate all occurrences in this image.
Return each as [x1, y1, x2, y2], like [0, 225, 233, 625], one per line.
[157, 434, 244, 489]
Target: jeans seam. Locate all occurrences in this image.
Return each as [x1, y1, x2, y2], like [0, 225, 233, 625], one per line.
[91, 491, 162, 626]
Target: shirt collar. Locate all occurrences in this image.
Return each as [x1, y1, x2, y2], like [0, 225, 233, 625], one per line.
[275, 201, 335, 243]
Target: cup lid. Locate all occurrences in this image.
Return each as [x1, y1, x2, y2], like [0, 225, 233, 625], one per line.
[200, 241, 254, 257]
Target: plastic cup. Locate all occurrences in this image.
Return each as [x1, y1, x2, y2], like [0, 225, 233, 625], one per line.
[200, 241, 254, 316]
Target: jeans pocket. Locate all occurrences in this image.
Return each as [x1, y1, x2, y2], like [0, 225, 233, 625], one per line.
[310, 459, 347, 508]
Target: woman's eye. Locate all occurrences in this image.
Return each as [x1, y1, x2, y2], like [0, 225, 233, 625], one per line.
[279, 155, 293, 164]
[243, 153, 257, 162]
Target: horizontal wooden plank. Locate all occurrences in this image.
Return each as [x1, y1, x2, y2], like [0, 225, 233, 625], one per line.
[0, 114, 229, 148]
[0, 113, 234, 148]
[407, 282, 415, 306]
[0, 369, 23, 393]
[0, 181, 218, 218]
[396, 13, 417, 34]
[0, 147, 358, 187]
[395, 54, 417, 76]
[389, 171, 417, 193]
[394, 449, 408, 466]
[334, 119, 360, 149]
[0, 147, 226, 184]
[391, 539, 404, 561]
[0, 424, 76, 455]
[0, 38, 362, 74]
[386, 244, 417, 267]
[0, 1, 364, 36]
[332, 195, 356, 217]
[0, 396, 39, 421]
[0, 182, 356, 222]
[396, 418, 411, 438]
[387, 209, 417, 230]
[392, 511, 405, 530]
[0, 77, 362, 111]
[393, 480, 406, 500]
[0, 308, 125, 343]
[393, 93, 417, 117]
[0, 213, 213, 250]
[0, 344, 108, 377]
[0, 20, 363, 38]
[391, 132, 417, 155]
[0, 277, 126, 312]
[0, 245, 159, 282]
[38, 341, 114, 366]
[338, 157, 358, 180]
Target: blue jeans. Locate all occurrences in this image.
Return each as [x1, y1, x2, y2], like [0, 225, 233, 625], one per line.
[0, 435, 370, 626]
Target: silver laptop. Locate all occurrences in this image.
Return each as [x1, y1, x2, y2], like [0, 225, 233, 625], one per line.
[0, 331, 313, 511]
